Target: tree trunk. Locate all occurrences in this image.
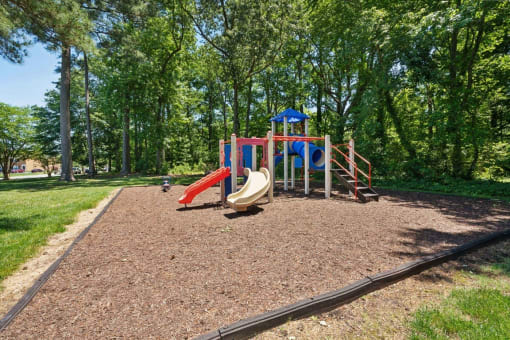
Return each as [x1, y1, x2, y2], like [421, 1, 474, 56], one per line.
[2, 162, 9, 180]
[208, 91, 214, 154]
[121, 105, 131, 175]
[244, 77, 253, 137]
[233, 80, 240, 136]
[385, 90, 419, 167]
[59, 45, 75, 181]
[316, 82, 323, 135]
[223, 88, 228, 140]
[155, 97, 164, 173]
[336, 100, 345, 144]
[265, 83, 271, 118]
[447, 2, 463, 177]
[134, 115, 140, 171]
[83, 52, 96, 176]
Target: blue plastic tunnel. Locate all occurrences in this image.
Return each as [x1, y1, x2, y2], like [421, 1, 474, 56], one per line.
[290, 141, 325, 168]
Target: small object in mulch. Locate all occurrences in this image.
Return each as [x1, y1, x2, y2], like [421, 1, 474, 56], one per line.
[319, 320, 328, 327]
[162, 177, 171, 192]
[170, 255, 175, 260]
[288, 336, 296, 340]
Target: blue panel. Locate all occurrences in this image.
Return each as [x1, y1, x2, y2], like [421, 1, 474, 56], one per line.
[224, 144, 231, 168]
[242, 145, 252, 170]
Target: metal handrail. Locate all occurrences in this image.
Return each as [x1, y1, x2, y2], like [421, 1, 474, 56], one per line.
[346, 145, 371, 187]
[331, 145, 359, 199]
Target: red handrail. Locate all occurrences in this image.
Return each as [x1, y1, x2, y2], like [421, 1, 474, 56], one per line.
[273, 136, 325, 142]
[331, 145, 358, 199]
[333, 144, 372, 189]
[346, 145, 372, 188]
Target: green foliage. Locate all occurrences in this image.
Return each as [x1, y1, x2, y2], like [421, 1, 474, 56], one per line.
[0, 103, 35, 179]
[3, 0, 509, 183]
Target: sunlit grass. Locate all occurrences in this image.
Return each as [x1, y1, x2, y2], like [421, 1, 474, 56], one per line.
[409, 256, 510, 339]
[0, 174, 198, 284]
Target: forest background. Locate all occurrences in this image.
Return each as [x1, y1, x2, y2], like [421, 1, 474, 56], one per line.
[1, 0, 508, 183]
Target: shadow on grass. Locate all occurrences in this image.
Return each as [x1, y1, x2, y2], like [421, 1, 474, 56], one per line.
[0, 213, 41, 232]
[0, 174, 202, 193]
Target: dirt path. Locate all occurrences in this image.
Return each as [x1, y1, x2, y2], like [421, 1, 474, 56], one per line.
[1, 185, 508, 339]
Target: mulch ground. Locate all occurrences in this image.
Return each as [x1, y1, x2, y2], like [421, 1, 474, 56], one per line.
[1, 183, 509, 339]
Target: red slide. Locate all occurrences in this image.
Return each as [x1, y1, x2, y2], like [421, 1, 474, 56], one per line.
[178, 167, 231, 204]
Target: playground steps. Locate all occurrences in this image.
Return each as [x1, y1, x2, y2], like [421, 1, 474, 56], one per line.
[331, 169, 379, 202]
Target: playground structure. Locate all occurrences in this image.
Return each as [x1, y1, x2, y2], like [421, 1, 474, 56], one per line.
[178, 108, 378, 210]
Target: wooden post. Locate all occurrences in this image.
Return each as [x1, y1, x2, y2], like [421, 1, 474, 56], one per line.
[290, 123, 295, 189]
[220, 139, 225, 202]
[251, 137, 257, 171]
[325, 135, 331, 198]
[304, 139, 309, 195]
[349, 139, 354, 196]
[267, 131, 274, 203]
[271, 121, 276, 135]
[231, 134, 237, 193]
[349, 139, 354, 176]
[284, 116, 288, 191]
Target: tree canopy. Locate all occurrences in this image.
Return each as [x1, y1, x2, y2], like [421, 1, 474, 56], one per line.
[0, 0, 508, 180]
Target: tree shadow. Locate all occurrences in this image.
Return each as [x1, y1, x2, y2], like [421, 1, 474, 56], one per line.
[379, 189, 510, 230]
[0, 213, 41, 232]
[416, 239, 510, 284]
[176, 202, 224, 211]
[376, 189, 510, 284]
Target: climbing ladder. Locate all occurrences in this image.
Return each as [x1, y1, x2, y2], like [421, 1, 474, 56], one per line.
[331, 144, 379, 202]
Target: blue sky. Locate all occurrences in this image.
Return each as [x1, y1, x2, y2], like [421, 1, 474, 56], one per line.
[0, 43, 59, 107]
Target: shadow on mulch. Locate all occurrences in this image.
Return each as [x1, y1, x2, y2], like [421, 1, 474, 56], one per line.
[379, 189, 510, 229]
[176, 202, 224, 211]
[224, 205, 265, 219]
[377, 189, 510, 283]
[419, 239, 510, 285]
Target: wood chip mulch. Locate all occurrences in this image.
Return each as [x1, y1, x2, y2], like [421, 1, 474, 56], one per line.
[1, 184, 509, 339]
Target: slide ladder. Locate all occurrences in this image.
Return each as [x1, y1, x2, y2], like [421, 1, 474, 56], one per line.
[331, 145, 379, 202]
[178, 167, 231, 205]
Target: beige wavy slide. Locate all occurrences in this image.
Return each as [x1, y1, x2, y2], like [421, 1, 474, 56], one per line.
[227, 167, 271, 212]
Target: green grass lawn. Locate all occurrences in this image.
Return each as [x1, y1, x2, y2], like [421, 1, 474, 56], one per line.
[0, 174, 199, 285]
[410, 256, 510, 339]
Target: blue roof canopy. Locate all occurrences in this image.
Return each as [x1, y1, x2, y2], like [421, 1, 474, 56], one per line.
[270, 108, 309, 123]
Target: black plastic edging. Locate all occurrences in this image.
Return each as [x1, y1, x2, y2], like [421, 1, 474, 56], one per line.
[195, 227, 510, 340]
[0, 187, 125, 332]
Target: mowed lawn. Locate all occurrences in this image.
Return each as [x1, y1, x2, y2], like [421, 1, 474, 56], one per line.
[0, 175, 197, 285]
